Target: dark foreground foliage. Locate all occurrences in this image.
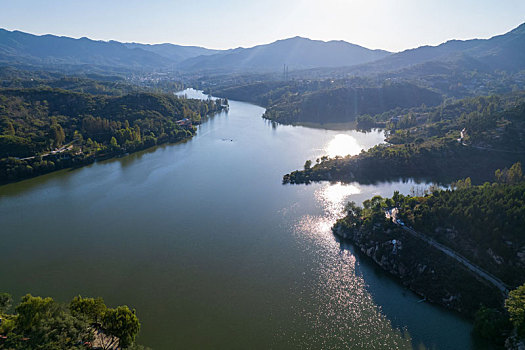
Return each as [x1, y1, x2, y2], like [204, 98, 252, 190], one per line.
[0, 294, 144, 349]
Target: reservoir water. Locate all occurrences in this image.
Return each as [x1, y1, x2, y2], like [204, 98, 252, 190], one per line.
[0, 89, 481, 349]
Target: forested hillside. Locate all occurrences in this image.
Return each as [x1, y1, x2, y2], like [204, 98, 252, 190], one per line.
[392, 167, 525, 287]
[211, 80, 442, 125]
[0, 87, 227, 182]
[332, 163, 525, 331]
[263, 82, 442, 124]
[284, 92, 525, 183]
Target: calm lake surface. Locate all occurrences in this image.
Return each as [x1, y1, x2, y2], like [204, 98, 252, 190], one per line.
[0, 89, 482, 349]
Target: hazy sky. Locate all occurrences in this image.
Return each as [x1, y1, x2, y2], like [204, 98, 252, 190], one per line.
[1, 0, 524, 52]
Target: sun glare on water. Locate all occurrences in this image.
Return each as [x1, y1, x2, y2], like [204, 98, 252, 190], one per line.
[297, 183, 362, 239]
[290, 181, 414, 348]
[320, 182, 361, 209]
[324, 134, 362, 158]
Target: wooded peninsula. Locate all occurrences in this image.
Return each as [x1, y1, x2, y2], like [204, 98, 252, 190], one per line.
[0, 79, 227, 183]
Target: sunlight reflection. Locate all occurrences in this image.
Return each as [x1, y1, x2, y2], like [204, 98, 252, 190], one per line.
[324, 134, 362, 157]
[296, 183, 362, 242]
[289, 180, 415, 349]
[320, 182, 361, 207]
[317, 183, 361, 225]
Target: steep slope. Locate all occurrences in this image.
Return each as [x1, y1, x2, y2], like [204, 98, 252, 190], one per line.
[353, 22, 525, 73]
[263, 83, 443, 124]
[474, 22, 525, 71]
[178, 36, 391, 73]
[0, 29, 172, 70]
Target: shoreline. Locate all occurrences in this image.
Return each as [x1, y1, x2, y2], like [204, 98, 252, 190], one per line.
[331, 221, 504, 318]
[0, 105, 229, 186]
[0, 130, 196, 186]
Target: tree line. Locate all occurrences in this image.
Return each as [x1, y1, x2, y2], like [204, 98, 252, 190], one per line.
[284, 92, 525, 184]
[0, 86, 227, 182]
[0, 293, 145, 349]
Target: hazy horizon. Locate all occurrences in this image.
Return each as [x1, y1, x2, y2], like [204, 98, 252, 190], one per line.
[2, 21, 524, 54]
[1, 0, 524, 52]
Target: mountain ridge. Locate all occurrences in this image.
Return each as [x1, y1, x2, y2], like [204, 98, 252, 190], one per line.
[0, 28, 393, 73]
[177, 36, 391, 73]
[0, 28, 171, 69]
[345, 22, 525, 74]
[0, 23, 524, 74]
[124, 42, 220, 64]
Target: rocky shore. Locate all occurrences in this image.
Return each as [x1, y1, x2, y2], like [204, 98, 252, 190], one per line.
[332, 220, 503, 317]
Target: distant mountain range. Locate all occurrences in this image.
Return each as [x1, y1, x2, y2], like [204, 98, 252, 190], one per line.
[124, 42, 220, 64]
[0, 23, 524, 74]
[0, 29, 171, 70]
[0, 29, 390, 73]
[0, 29, 220, 71]
[350, 22, 525, 74]
[177, 37, 391, 72]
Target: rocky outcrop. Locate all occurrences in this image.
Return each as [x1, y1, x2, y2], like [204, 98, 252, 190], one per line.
[333, 221, 503, 317]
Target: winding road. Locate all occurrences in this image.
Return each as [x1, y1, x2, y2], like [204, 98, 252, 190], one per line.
[398, 223, 510, 295]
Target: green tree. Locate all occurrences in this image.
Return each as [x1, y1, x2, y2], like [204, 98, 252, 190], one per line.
[506, 283, 525, 338]
[70, 295, 107, 324]
[133, 125, 141, 142]
[304, 160, 312, 170]
[15, 294, 91, 349]
[15, 294, 55, 331]
[103, 306, 141, 348]
[495, 162, 524, 184]
[343, 201, 363, 224]
[0, 118, 15, 136]
[392, 190, 402, 205]
[73, 130, 84, 143]
[110, 136, 119, 149]
[50, 122, 66, 147]
[508, 162, 523, 184]
[473, 306, 511, 344]
[453, 177, 472, 190]
[0, 292, 12, 313]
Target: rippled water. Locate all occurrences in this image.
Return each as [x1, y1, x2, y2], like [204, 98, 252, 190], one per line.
[0, 89, 479, 349]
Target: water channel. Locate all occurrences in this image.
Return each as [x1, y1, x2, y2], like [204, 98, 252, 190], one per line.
[0, 89, 482, 349]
